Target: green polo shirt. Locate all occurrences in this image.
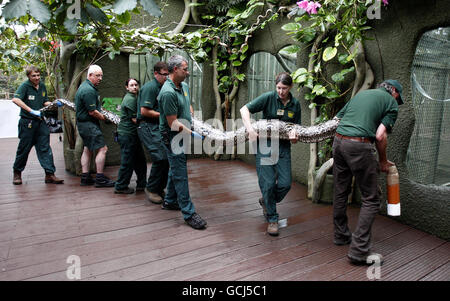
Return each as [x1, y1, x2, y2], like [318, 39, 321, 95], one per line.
[137, 78, 162, 122]
[336, 88, 398, 138]
[117, 92, 138, 136]
[75, 79, 101, 123]
[246, 90, 301, 124]
[158, 79, 192, 134]
[14, 80, 49, 120]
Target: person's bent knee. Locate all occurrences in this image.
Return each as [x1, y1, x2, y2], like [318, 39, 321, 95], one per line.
[99, 145, 108, 153]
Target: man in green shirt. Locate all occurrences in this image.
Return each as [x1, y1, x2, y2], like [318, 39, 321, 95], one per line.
[158, 55, 207, 230]
[240, 72, 301, 236]
[114, 78, 147, 194]
[75, 65, 114, 188]
[333, 79, 403, 266]
[11, 65, 64, 185]
[137, 62, 170, 204]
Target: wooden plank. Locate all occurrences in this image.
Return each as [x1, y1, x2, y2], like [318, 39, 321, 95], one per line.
[382, 242, 450, 281]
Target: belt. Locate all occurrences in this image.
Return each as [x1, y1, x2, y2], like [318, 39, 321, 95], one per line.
[335, 133, 374, 144]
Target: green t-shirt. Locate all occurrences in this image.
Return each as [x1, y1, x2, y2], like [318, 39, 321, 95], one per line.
[75, 79, 101, 123]
[117, 92, 138, 136]
[246, 90, 301, 124]
[137, 78, 162, 121]
[336, 88, 398, 138]
[14, 80, 49, 120]
[158, 79, 192, 134]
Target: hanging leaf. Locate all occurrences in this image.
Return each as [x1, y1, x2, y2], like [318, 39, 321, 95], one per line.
[116, 11, 131, 24]
[292, 67, 308, 84]
[64, 18, 79, 35]
[140, 0, 162, 17]
[281, 23, 301, 32]
[1, 0, 28, 20]
[280, 45, 300, 55]
[85, 3, 108, 24]
[322, 47, 337, 62]
[28, 0, 51, 24]
[113, 0, 137, 15]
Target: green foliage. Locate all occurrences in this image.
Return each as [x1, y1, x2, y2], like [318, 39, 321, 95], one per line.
[285, 0, 378, 118]
[102, 97, 122, 114]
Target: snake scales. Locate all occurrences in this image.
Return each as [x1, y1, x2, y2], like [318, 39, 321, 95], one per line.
[42, 99, 339, 144]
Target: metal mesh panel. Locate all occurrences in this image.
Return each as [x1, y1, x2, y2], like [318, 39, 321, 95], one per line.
[407, 27, 450, 186]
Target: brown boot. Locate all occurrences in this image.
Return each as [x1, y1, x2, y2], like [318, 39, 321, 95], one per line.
[45, 173, 64, 184]
[267, 222, 279, 236]
[13, 170, 22, 185]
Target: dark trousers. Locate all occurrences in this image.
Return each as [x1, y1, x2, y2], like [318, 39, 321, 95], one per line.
[162, 138, 195, 220]
[13, 118, 56, 174]
[115, 134, 147, 190]
[138, 122, 169, 195]
[332, 136, 380, 259]
[255, 141, 292, 223]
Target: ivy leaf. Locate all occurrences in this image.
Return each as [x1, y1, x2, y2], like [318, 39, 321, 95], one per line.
[331, 72, 344, 83]
[235, 73, 245, 81]
[113, 0, 137, 15]
[326, 90, 340, 99]
[28, 0, 51, 23]
[312, 84, 327, 95]
[280, 45, 300, 55]
[116, 11, 131, 24]
[140, 0, 162, 17]
[292, 67, 308, 84]
[85, 3, 108, 24]
[281, 23, 301, 32]
[1, 0, 28, 21]
[64, 18, 79, 35]
[322, 47, 337, 62]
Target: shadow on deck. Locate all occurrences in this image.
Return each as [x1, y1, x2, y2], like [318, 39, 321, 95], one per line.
[0, 134, 448, 281]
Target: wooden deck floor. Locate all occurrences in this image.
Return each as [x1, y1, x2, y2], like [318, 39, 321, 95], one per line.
[0, 134, 448, 281]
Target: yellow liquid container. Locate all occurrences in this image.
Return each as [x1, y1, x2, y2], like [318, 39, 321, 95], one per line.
[387, 165, 401, 216]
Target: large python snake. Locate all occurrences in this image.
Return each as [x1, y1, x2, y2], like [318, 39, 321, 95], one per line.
[41, 99, 339, 144]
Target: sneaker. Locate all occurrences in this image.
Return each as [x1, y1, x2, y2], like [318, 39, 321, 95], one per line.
[145, 188, 163, 204]
[13, 170, 22, 185]
[45, 173, 64, 184]
[114, 187, 135, 194]
[267, 222, 279, 236]
[258, 197, 268, 218]
[185, 213, 207, 230]
[348, 252, 384, 266]
[95, 174, 115, 188]
[135, 186, 145, 192]
[161, 200, 181, 211]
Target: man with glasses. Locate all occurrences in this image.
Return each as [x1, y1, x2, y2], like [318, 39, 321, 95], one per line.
[137, 62, 170, 204]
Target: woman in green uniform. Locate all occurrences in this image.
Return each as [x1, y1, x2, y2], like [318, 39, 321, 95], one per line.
[240, 72, 301, 236]
[114, 78, 147, 194]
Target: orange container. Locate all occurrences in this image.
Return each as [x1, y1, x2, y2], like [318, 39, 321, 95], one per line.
[386, 165, 400, 216]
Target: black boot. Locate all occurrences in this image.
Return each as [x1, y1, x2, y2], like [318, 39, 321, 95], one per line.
[80, 172, 95, 186]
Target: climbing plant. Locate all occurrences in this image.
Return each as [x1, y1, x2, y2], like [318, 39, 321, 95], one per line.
[282, 0, 389, 197]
